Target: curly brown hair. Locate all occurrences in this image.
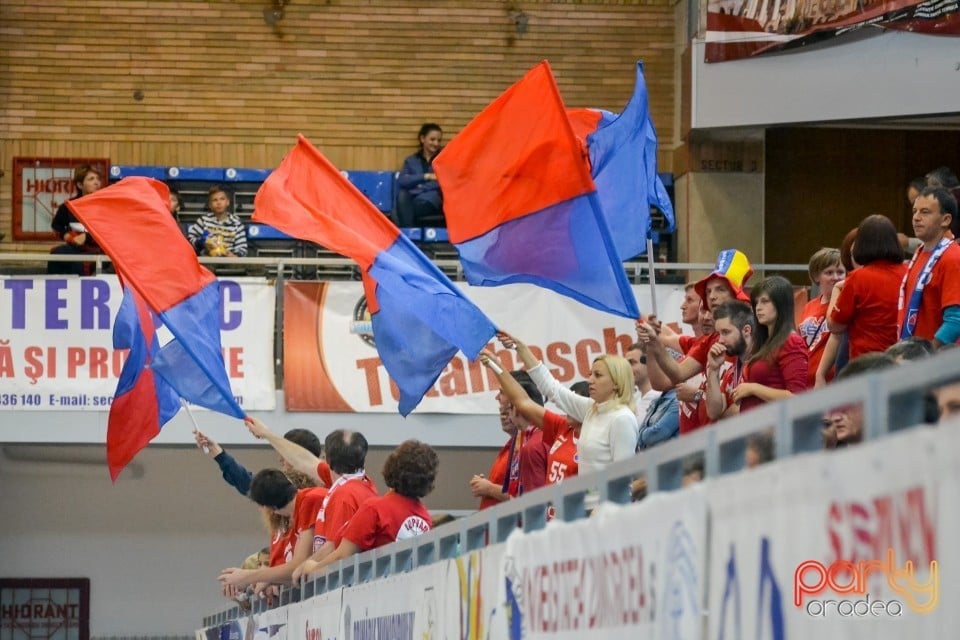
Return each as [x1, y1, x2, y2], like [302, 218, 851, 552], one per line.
[382, 440, 439, 499]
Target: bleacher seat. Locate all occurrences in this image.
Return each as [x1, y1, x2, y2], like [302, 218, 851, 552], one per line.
[247, 223, 293, 241]
[225, 168, 272, 183]
[342, 170, 395, 215]
[167, 167, 226, 182]
[399, 227, 422, 242]
[109, 165, 167, 181]
[421, 227, 449, 243]
[98, 164, 677, 282]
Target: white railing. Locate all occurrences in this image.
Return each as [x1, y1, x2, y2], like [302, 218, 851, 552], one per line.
[203, 347, 960, 627]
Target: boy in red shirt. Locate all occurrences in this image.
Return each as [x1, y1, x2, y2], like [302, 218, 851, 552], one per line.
[307, 440, 439, 572]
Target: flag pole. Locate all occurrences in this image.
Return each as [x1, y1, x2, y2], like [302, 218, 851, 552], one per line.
[181, 399, 209, 454]
[646, 235, 658, 318]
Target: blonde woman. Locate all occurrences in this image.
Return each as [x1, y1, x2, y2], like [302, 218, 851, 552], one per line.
[498, 332, 638, 475]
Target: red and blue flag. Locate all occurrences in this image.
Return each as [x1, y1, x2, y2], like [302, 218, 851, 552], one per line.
[568, 61, 675, 261]
[433, 61, 640, 318]
[253, 135, 497, 416]
[67, 178, 245, 480]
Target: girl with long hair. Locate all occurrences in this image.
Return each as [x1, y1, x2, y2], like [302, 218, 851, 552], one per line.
[731, 275, 810, 412]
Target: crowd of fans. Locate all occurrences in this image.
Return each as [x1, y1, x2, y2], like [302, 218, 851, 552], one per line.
[37, 157, 960, 608]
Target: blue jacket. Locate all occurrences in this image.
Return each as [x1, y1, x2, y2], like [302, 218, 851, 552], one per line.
[397, 152, 442, 206]
[637, 389, 680, 450]
[214, 450, 253, 496]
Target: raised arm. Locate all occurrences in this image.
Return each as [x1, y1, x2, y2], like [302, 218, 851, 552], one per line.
[245, 417, 322, 484]
[195, 429, 253, 496]
[498, 332, 592, 422]
[479, 349, 546, 427]
[637, 320, 704, 388]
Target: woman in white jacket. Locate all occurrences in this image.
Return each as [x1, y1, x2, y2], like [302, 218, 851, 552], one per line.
[496, 333, 639, 476]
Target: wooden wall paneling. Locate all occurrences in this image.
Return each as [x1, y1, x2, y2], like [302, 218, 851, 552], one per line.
[1, 0, 677, 251]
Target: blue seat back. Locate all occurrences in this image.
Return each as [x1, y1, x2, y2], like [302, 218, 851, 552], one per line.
[343, 170, 395, 214]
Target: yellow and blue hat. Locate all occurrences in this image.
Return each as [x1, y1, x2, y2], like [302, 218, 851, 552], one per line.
[695, 249, 754, 303]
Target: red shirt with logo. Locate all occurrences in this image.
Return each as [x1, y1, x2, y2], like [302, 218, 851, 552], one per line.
[339, 491, 432, 551]
[542, 409, 578, 484]
[314, 475, 378, 550]
[283, 487, 328, 563]
[798, 297, 831, 386]
[897, 243, 960, 340]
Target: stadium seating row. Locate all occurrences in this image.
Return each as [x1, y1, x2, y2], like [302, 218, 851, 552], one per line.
[109, 164, 676, 277]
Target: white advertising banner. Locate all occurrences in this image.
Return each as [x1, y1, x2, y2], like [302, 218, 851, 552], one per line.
[338, 560, 455, 640]
[287, 589, 343, 640]
[706, 428, 940, 640]
[501, 490, 708, 640]
[932, 421, 959, 635]
[252, 605, 289, 640]
[448, 544, 509, 640]
[283, 282, 688, 413]
[0, 275, 276, 412]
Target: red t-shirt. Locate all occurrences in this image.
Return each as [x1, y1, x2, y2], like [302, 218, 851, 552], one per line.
[740, 333, 809, 413]
[677, 334, 719, 435]
[831, 261, 907, 358]
[269, 526, 287, 567]
[679, 373, 708, 435]
[542, 410, 578, 484]
[283, 487, 328, 562]
[315, 476, 378, 549]
[340, 491, 432, 552]
[798, 297, 831, 386]
[519, 427, 548, 495]
[479, 441, 510, 511]
[898, 243, 960, 340]
[685, 333, 719, 367]
[713, 360, 741, 417]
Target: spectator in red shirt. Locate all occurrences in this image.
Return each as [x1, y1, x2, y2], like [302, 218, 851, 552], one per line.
[732, 276, 809, 411]
[469, 370, 545, 508]
[479, 349, 587, 487]
[898, 186, 960, 346]
[639, 249, 754, 434]
[797, 248, 845, 386]
[218, 469, 328, 591]
[243, 419, 378, 578]
[818, 215, 906, 385]
[305, 440, 439, 572]
[704, 301, 755, 421]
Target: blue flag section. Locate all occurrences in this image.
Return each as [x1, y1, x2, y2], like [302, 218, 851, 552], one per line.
[152, 281, 246, 419]
[107, 287, 181, 481]
[369, 235, 498, 416]
[456, 191, 641, 318]
[580, 61, 675, 261]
